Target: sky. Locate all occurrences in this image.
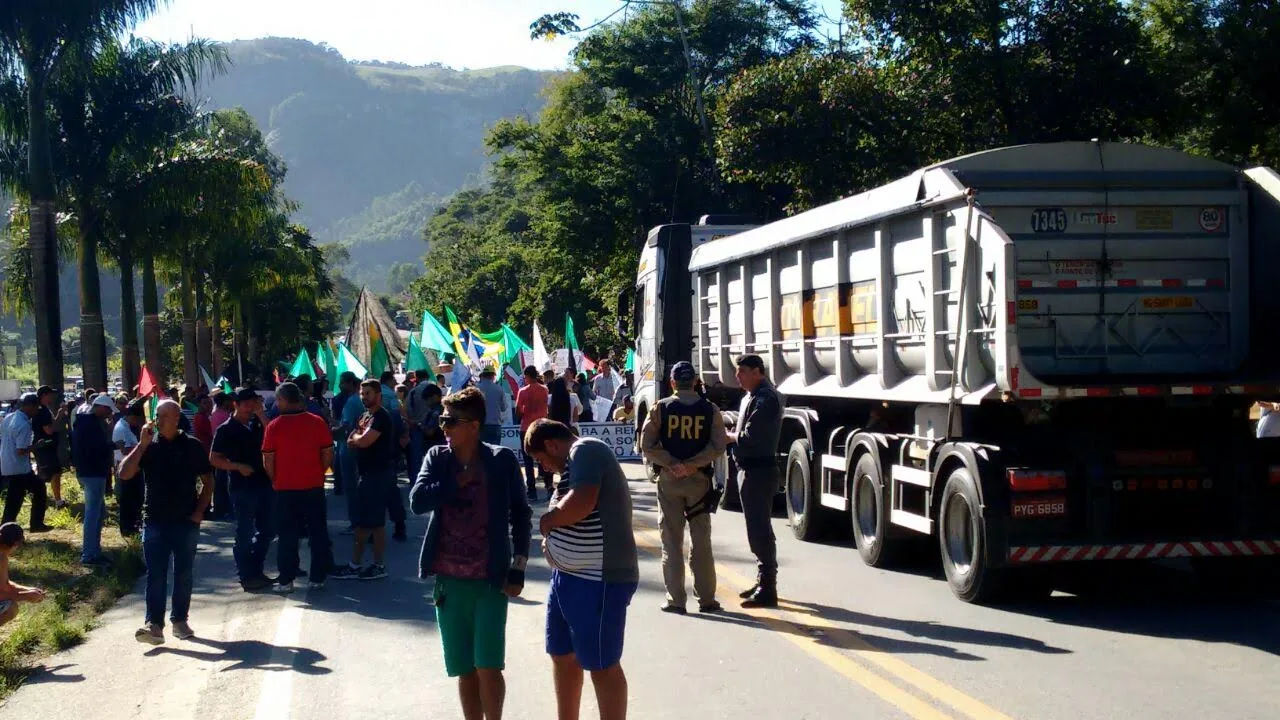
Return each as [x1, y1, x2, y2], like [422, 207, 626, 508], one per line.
[134, 0, 847, 70]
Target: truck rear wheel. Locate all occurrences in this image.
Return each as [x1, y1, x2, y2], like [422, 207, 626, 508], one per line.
[786, 439, 830, 541]
[938, 466, 1000, 603]
[851, 453, 896, 567]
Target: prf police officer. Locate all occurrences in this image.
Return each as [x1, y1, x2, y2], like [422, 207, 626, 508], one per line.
[640, 361, 727, 614]
[727, 354, 783, 608]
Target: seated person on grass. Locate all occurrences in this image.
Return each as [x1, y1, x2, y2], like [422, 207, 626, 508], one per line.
[0, 522, 47, 626]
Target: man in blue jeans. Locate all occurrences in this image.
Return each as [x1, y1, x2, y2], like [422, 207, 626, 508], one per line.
[210, 388, 276, 591]
[71, 394, 117, 567]
[118, 400, 213, 645]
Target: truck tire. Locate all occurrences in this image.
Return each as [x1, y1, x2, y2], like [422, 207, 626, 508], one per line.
[851, 453, 896, 567]
[786, 439, 831, 541]
[938, 466, 1000, 603]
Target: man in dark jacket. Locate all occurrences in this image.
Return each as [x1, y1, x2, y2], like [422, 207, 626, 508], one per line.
[409, 386, 531, 720]
[72, 395, 117, 567]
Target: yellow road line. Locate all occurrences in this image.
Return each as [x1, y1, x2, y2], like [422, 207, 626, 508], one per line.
[634, 526, 1016, 720]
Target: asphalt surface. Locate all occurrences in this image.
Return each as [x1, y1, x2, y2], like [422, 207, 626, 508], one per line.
[3, 461, 1278, 720]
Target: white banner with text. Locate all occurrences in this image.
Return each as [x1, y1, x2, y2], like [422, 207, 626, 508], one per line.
[500, 422, 638, 462]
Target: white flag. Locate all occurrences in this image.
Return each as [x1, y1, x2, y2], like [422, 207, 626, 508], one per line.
[532, 321, 551, 372]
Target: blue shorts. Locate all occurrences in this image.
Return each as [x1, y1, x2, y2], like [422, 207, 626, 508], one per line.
[545, 569, 638, 671]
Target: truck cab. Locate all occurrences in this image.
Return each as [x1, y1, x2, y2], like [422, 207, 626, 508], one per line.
[625, 216, 756, 440]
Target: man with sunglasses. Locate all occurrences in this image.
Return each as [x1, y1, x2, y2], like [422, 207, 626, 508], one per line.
[410, 386, 532, 720]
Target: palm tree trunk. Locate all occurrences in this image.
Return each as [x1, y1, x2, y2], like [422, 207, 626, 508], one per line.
[195, 277, 211, 379]
[77, 207, 108, 392]
[181, 264, 198, 389]
[142, 252, 165, 388]
[25, 71, 64, 390]
[118, 241, 140, 393]
[232, 299, 245, 384]
[210, 290, 223, 377]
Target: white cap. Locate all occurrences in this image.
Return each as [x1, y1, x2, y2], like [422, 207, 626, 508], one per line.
[91, 395, 116, 409]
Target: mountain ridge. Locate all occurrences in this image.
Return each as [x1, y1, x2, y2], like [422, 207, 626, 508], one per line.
[198, 37, 557, 289]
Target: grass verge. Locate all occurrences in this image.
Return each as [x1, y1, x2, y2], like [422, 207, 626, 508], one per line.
[0, 477, 145, 698]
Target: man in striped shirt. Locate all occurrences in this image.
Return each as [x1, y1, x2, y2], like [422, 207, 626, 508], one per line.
[526, 419, 638, 720]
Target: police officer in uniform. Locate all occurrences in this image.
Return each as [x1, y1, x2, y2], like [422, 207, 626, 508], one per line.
[727, 354, 783, 608]
[640, 361, 727, 614]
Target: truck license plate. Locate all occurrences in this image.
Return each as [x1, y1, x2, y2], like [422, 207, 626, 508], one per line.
[1012, 495, 1066, 519]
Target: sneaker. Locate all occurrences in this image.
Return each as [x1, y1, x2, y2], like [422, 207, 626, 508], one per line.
[28, 524, 54, 533]
[171, 621, 195, 640]
[526, 488, 538, 501]
[307, 580, 326, 591]
[275, 581, 295, 594]
[329, 564, 361, 580]
[357, 564, 387, 581]
[81, 556, 112, 568]
[698, 601, 723, 614]
[241, 577, 272, 592]
[135, 624, 165, 645]
[660, 603, 687, 615]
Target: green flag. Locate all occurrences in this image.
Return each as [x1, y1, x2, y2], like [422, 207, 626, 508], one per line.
[335, 341, 369, 379]
[288, 347, 315, 379]
[420, 310, 457, 359]
[369, 338, 389, 377]
[565, 313, 580, 374]
[624, 348, 635, 372]
[405, 334, 430, 372]
[316, 340, 336, 381]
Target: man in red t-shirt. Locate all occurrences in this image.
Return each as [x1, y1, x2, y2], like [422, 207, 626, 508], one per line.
[262, 382, 335, 592]
[515, 365, 551, 500]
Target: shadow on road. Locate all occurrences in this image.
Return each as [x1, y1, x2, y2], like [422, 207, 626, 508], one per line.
[782, 599, 1071, 655]
[1012, 562, 1280, 656]
[145, 636, 331, 674]
[690, 608, 990, 660]
[19, 663, 86, 685]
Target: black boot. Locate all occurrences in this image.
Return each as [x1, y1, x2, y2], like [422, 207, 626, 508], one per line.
[739, 572, 762, 599]
[741, 579, 777, 609]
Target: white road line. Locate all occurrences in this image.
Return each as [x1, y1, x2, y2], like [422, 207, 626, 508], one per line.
[252, 602, 305, 720]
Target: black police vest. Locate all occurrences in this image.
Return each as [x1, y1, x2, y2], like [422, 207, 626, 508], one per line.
[658, 398, 715, 461]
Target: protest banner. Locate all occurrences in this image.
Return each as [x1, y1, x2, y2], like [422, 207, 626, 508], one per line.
[500, 422, 638, 462]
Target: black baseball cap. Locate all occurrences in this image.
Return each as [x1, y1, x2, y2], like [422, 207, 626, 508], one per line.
[0, 522, 23, 547]
[670, 361, 697, 384]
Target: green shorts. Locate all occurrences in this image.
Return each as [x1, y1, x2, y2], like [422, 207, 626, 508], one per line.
[433, 575, 509, 677]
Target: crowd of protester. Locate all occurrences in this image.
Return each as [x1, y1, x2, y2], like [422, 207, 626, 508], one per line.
[0, 359, 643, 720]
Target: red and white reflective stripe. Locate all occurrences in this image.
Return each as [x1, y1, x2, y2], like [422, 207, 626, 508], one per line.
[1016, 278, 1225, 290]
[1007, 540, 1280, 564]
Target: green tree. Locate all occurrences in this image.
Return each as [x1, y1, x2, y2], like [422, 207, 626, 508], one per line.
[50, 36, 228, 391]
[0, 0, 167, 390]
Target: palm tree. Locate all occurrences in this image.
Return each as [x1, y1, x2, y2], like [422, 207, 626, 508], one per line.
[52, 36, 227, 391]
[0, 0, 168, 389]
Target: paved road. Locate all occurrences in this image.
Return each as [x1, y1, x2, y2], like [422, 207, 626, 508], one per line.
[4, 462, 1278, 720]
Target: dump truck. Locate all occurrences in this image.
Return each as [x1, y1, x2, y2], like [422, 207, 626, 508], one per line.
[626, 142, 1280, 603]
